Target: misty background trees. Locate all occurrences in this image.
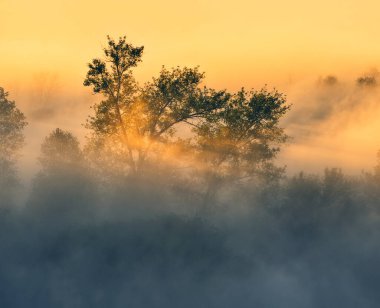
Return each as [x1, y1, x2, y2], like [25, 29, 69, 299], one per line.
[27, 128, 96, 225]
[0, 87, 27, 207]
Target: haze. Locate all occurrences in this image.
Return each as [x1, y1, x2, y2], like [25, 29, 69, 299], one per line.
[1, 0, 380, 176]
[2, 2, 380, 307]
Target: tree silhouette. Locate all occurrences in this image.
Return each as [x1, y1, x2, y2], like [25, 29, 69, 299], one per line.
[84, 36, 228, 177]
[357, 75, 377, 87]
[0, 87, 27, 205]
[84, 36, 290, 202]
[193, 87, 289, 204]
[38, 128, 83, 173]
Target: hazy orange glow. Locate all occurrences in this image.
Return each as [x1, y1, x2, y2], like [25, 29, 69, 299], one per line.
[1, 0, 380, 176]
[2, 0, 380, 87]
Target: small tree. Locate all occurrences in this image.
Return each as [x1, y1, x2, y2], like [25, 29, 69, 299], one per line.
[39, 128, 83, 173]
[28, 128, 95, 222]
[193, 88, 290, 203]
[0, 87, 27, 205]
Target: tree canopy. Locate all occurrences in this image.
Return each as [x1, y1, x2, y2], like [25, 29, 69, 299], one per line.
[0, 87, 27, 162]
[84, 36, 290, 201]
[39, 128, 83, 173]
[0, 87, 27, 205]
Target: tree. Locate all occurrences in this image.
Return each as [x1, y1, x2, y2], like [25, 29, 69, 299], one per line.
[84, 36, 229, 177]
[0, 87, 27, 205]
[38, 128, 83, 173]
[84, 36, 290, 203]
[357, 75, 377, 87]
[83, 36, 143, 174]
[192, 87, 290, 204]
[28, 128, 96, 223]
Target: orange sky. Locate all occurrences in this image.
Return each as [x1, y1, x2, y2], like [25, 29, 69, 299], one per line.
[2, 0, 380, 89]
[1, 0, 380, 176]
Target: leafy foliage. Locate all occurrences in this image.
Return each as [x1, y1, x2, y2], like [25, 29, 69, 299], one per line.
[84, 36, 290, 192]
[0, 87, 27, 162]
[0, 87, 27, 205]
[193, 88, 289, 193]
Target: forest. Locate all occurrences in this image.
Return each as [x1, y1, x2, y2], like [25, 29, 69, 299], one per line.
[1, 36, 380, 307]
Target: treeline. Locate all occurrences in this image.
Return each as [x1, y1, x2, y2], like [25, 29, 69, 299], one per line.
[1, 36, 291, 208]
[1, 36, 380, 307]
[1, 156, 380, 307]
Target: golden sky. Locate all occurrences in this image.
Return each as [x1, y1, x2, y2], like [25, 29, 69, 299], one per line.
[1, 0, 380, 175]
[2, 0, 380, 89]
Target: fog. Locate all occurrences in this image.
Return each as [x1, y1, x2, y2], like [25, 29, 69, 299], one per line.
[1, 69, 380, 306]
[2, 0, 380, 304]
[6, 69, 380, 182]
[280, 71, 380, 173]
[1, 160, 380, 307]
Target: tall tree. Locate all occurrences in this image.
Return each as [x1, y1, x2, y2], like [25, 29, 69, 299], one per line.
[84, 36, 290, 203]
[84, 36, 144, 174]
[84, 36, 228, 177]
[0, 87, 27, 205]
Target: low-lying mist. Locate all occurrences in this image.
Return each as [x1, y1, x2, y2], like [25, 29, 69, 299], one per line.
[2, 61, 380, 307]
[281, 71, 380, 173]
[5, 69, 380, 179]
[1, 162, 380, 307]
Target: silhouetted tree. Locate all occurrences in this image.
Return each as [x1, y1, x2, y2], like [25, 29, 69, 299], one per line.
[193, 87, 290, 204]
[84, 36, 144, 175]
[0, 87, 27, 206]
[84, 36, 290, 204]
[84, 36, 229, 178]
